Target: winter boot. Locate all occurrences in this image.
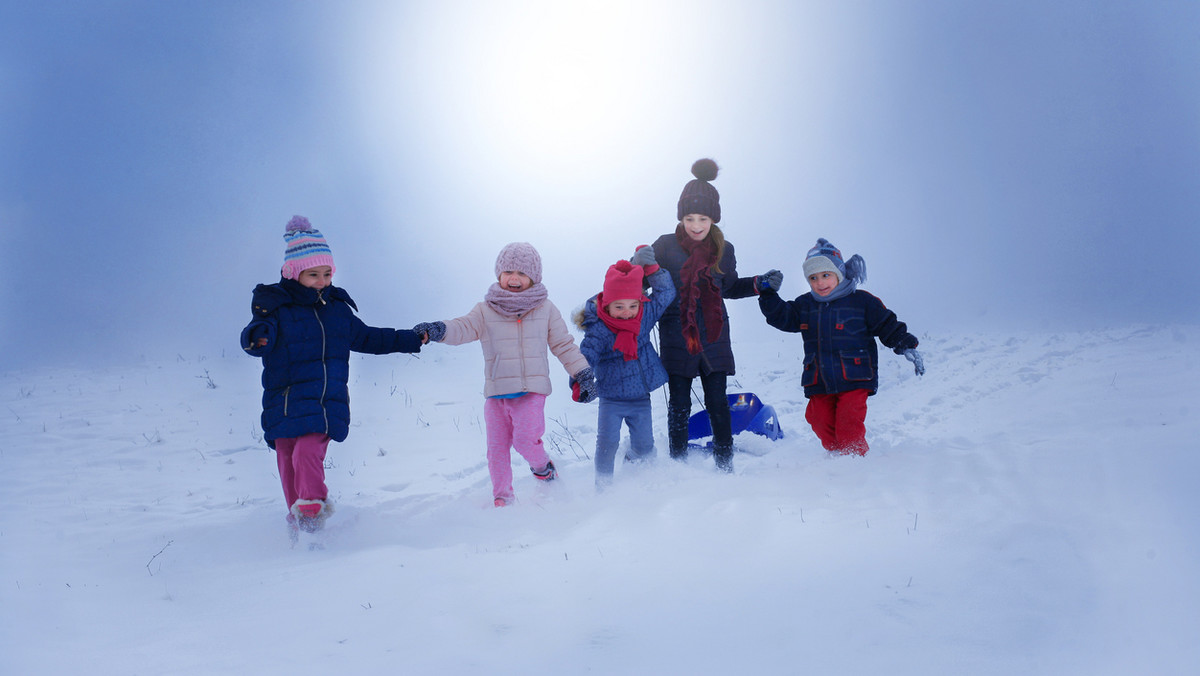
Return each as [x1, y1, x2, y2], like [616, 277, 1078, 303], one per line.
[532, 460, 557, 481]
[494, 497, 508, 508]
[291, 499, 332, 533]
[713, 443, 734, 474]
[667, 406, 690, 460]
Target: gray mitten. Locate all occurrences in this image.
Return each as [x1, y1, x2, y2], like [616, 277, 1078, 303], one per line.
[756, 269, 783, 293]
[903, 349, 925, 376]
[413, 321, 446, 343]
[571, 366, 598, 403]
[630, 245, 657, 267]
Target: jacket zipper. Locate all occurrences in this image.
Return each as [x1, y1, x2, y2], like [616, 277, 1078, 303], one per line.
[517, 315, 527, 390]
[283, 386, 290, 416]
[314, 290, 330, 435]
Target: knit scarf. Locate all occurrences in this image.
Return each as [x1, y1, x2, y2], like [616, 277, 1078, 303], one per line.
[485, 282, 549, 317]
[676, 225, 724, 354]
[595, 292, 645, 361]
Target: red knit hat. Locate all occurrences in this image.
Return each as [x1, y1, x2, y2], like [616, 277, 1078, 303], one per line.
[602, 260, 645, 303]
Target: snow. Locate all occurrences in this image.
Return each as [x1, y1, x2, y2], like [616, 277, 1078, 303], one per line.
[2, 322, 1198, 675]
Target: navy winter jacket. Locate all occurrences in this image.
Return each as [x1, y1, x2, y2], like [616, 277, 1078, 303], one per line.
[240, 278, 422, 448]
[652, 233, 758, 377]
[578, 269, 676, 401]
[758, 288, 918, 397]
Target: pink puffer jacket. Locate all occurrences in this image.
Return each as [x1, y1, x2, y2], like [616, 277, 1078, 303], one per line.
[441, 300, 589, 398]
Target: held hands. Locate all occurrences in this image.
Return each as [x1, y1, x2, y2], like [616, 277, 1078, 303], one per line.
[902, 349, 925, 376]
[756, 269, 783, 293]
[630, 245, 656, 267]
[413, 321, 446, 344]
[571, 366, 598, 403]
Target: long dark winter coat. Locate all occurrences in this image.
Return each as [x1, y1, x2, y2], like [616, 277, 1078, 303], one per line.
[577, 269, 676, 401]
[240, 278, 422, 448]
[652, 233, 758, 377]
[758, 288, 918, 397]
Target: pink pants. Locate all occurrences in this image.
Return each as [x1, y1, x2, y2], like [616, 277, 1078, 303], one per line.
[484, 394, 551, 502]
[273, 433, 331, 509]
[805, 389, 870, 455]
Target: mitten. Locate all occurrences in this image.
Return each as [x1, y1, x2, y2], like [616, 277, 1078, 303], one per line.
[903, 349, 925, 376]
[570, 366, 597, 403]
[756, 269, 783, 293]
[631, 245, 659, 275]
[413, 321, 446, 343]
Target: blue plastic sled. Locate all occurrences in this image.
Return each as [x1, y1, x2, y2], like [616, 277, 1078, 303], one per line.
[687, 392, 784, 443]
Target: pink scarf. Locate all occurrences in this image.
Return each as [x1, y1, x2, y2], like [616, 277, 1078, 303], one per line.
[485, 282, 549, 317]
[595, 291, 646, 361]
[676, 225, 724, 354]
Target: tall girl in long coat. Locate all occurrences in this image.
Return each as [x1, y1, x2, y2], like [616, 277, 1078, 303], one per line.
[652, 159, 761, 472]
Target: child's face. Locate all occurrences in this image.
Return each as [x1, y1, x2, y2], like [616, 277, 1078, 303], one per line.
[605, 298, 640, 320]
[499, 270, 533, 292]
[807, 271, 840, 297]
[297, 265, 333, 289]
[681, 213, 713, 241]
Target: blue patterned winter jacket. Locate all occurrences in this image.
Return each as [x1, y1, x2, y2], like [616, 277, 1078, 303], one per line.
[240, 278, 422, 448]
[577, 269, 676, 401]
[758, 288, 918, 397]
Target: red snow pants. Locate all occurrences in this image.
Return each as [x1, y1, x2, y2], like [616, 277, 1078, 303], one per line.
[805, 388, 870, 455]
[274, 432, 331, 508]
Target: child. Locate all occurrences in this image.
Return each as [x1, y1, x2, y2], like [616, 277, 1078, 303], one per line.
[413, 242, 596, 507]
[652, 159, 762, 472]
[575, 246, 676, 489]
[756, 238, 925, 456]
[241, 216, 425, 533]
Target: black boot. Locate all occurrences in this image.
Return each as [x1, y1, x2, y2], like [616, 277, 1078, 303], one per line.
[713, 443, 734, 473]
[667, 406, 690, 460]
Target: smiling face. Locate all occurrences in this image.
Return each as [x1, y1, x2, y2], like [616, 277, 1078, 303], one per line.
[499, 270, 533, 292]
[806, 270, 840, 297]
[296, 265, 333, 289]
[605, 298, 640, 320]
[681, 213, 713, 241]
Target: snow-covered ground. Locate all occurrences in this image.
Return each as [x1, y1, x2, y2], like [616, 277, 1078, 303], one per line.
[3, 323, 1198, 675]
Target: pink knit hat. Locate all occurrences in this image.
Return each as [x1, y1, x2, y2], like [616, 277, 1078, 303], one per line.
[494, 242, 542, 284]
[602, 259, 646, 302]
[281, 215, 336, 280]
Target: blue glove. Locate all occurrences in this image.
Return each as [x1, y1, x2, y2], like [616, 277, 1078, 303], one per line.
[413, 321, 446, 343]
[903, 349, 925, 376]
[571, 366, 597, 403]
[756, 269, 783, 293]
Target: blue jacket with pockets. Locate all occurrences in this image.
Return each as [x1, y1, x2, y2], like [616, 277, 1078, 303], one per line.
[758, 288, 918, 397]
[240, 278, 422, 448]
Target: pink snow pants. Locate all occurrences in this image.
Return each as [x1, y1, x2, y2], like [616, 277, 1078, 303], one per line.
[273, 432, 331, 509]
[484, 394, 551, 502]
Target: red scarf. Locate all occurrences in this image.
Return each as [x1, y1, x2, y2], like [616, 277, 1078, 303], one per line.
[676, 225, 724, 354]
[595, 291, 645, 361]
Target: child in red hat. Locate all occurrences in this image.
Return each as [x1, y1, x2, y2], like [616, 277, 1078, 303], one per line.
[575, 246, 675, 489]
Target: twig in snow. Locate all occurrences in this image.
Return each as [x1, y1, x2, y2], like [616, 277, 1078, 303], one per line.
[146, 540, 174, 576]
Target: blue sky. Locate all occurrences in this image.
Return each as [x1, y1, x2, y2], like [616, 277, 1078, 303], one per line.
[4, 0, 1198, 369]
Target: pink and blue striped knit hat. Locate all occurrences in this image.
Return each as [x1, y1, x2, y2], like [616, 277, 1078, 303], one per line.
[281, 215, 336, 280]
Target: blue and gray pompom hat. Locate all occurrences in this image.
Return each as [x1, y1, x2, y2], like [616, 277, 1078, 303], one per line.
[803, 238, 866, 285]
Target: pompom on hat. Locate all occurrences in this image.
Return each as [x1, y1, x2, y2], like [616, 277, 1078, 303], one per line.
[677, 158, 721, 223]
[494, 242, 543, 285]
[281, 215, 336, 280]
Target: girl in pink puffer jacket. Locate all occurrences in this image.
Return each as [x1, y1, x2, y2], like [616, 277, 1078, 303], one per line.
[414, 242, 596, 507]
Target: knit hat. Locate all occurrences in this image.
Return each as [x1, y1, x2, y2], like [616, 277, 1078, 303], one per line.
[494, 242, 543, 285]
[602, 259, 646, 303]
[677, 158, 721, 223]
[802, 238, 845, 283]
[281, 215, 336, 280]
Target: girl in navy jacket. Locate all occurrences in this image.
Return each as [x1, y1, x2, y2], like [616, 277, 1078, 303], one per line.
[241, 216, 423, 532]
[757, 238, 924, 456]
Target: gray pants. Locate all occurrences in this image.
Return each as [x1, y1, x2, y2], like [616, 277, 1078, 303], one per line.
[595, 396, 656, 485]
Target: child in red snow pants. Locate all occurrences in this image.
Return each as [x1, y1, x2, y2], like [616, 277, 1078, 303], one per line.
[805, 389, 870, 455]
